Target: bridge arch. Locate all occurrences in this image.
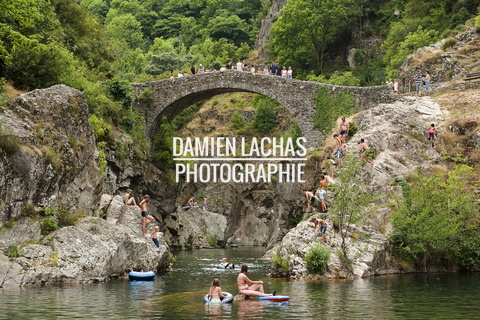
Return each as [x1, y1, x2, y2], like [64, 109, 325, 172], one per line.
[132, 71, 392, 147]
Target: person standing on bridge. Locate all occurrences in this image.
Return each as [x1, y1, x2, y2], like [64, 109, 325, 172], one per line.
[190, 65, 197, 75]
[287, 66, 293, 79]
[236, 60, 243, 71]
[269, 61, 278, 76]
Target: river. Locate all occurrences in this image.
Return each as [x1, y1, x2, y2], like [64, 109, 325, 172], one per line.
[1, 246, 479, 319]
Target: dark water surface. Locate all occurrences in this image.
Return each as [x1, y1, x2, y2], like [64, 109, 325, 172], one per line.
[1, 246, 480, 319]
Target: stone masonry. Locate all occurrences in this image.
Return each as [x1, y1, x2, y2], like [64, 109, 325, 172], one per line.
[132, 71, 393, 147]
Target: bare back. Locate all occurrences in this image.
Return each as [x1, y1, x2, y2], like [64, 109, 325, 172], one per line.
[139, 200, 148, 212]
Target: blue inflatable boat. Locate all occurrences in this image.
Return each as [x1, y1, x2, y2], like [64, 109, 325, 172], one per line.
[203, 292, 234, 304]
[128, 271, 155, 281]
[216, 264, 235, 270]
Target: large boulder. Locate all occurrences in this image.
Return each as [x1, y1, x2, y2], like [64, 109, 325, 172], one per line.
[163, 206, 227, 248]
[268, 96, 448, 278]
[0, 195, 169, 288]
[0, 85, 103, 223]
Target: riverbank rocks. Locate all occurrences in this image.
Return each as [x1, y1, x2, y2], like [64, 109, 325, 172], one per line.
[268, 96, 448, 279]
[163, 206, 227, 249]
[0, 84, 103, 224]
[0, 195, 169, 288]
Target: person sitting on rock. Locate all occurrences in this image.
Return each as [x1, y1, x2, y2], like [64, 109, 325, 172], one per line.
[124, 189, 137, 206]
[237, 264, 275, 297]
[311, 218, 328, 243]
[188, 197, 197, 207]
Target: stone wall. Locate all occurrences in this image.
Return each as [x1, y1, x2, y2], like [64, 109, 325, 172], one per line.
[132, 71, 393, 148]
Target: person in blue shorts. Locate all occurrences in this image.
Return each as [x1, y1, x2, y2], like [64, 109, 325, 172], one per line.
[303, 189, 315, 213]
[311, 218, 328, 243]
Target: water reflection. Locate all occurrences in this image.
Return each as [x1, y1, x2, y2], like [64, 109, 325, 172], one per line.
[1, 248, 480, 319]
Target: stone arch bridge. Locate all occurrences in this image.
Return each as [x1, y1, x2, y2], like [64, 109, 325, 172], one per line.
[132, 71, 392, 146]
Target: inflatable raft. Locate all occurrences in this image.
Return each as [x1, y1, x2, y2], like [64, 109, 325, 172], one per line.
[216, 264, 235, 270]
[128, 271, 155, 281]
[258, 295, 290, 302]
[203, 292, 234, 304]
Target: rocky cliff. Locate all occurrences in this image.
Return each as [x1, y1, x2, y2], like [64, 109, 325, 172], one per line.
[0, 85, 103, 223]
[0, 195, 169, 287]
[267, 95, 449, 279]
[255, 0, 287, 60]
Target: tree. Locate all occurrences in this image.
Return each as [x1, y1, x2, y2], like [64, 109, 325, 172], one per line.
[329, 158, 373, 260]
[252, 97, 278, 134]
[391, 165, 480, 270]
[271, 0, 358, 73]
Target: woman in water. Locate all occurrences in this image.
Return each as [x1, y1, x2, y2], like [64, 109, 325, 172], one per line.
[207, 279, 227, 303]
[237, 264, 275, 297]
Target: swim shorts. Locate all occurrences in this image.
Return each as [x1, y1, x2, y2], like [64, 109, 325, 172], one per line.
[336, 147, 343, 159]
[308, 197, 315, 202]
[141, 211, 147, 217]
[340, 130, 347, 135]
[320, 224, 327, 234]
[317, 189, 326, 200]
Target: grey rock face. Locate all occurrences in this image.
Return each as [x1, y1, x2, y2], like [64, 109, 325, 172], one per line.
[163, 206, 227, 248]
[0, 85, 103, 223]
[268, 96, 448, 278]
[0, 195, 169, 288]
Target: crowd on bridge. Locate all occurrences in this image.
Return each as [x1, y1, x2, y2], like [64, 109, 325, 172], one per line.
[171, 60, 293, 79]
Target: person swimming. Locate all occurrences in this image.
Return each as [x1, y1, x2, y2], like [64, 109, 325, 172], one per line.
[207, 279, 227, 304]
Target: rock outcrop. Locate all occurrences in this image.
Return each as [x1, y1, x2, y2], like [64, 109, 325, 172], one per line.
[268, 95, 448, 279]
[0, 85, 103, 223]
[255, 0, 287, 60]
[0, 195, 169, 288]
[163, 206, 227, 248]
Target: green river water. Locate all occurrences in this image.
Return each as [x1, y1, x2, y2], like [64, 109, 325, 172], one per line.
[1, 246, 480, 319]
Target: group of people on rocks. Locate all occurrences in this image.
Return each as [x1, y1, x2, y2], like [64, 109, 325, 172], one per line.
[388, 70, 432, 95]
[188, 196, 208, 210]
[170, 60, 294, 78]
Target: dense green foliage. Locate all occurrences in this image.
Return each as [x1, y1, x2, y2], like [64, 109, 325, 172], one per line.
[271, 0, 480, 81]
[313, 87, 357, 134]
[252, 96, 279, 134]
[391, 165, 480, 270]
[305, 243, 330, 274]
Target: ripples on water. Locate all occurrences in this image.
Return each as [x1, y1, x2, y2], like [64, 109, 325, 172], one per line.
[1, 247, 480, 319]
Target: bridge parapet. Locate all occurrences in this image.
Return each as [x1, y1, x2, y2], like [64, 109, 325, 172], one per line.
[132, 71, 392, 147]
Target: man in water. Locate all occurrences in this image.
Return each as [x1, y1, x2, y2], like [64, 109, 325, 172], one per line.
[237, 264, 275, 297]
[139, 195, 155, 236]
